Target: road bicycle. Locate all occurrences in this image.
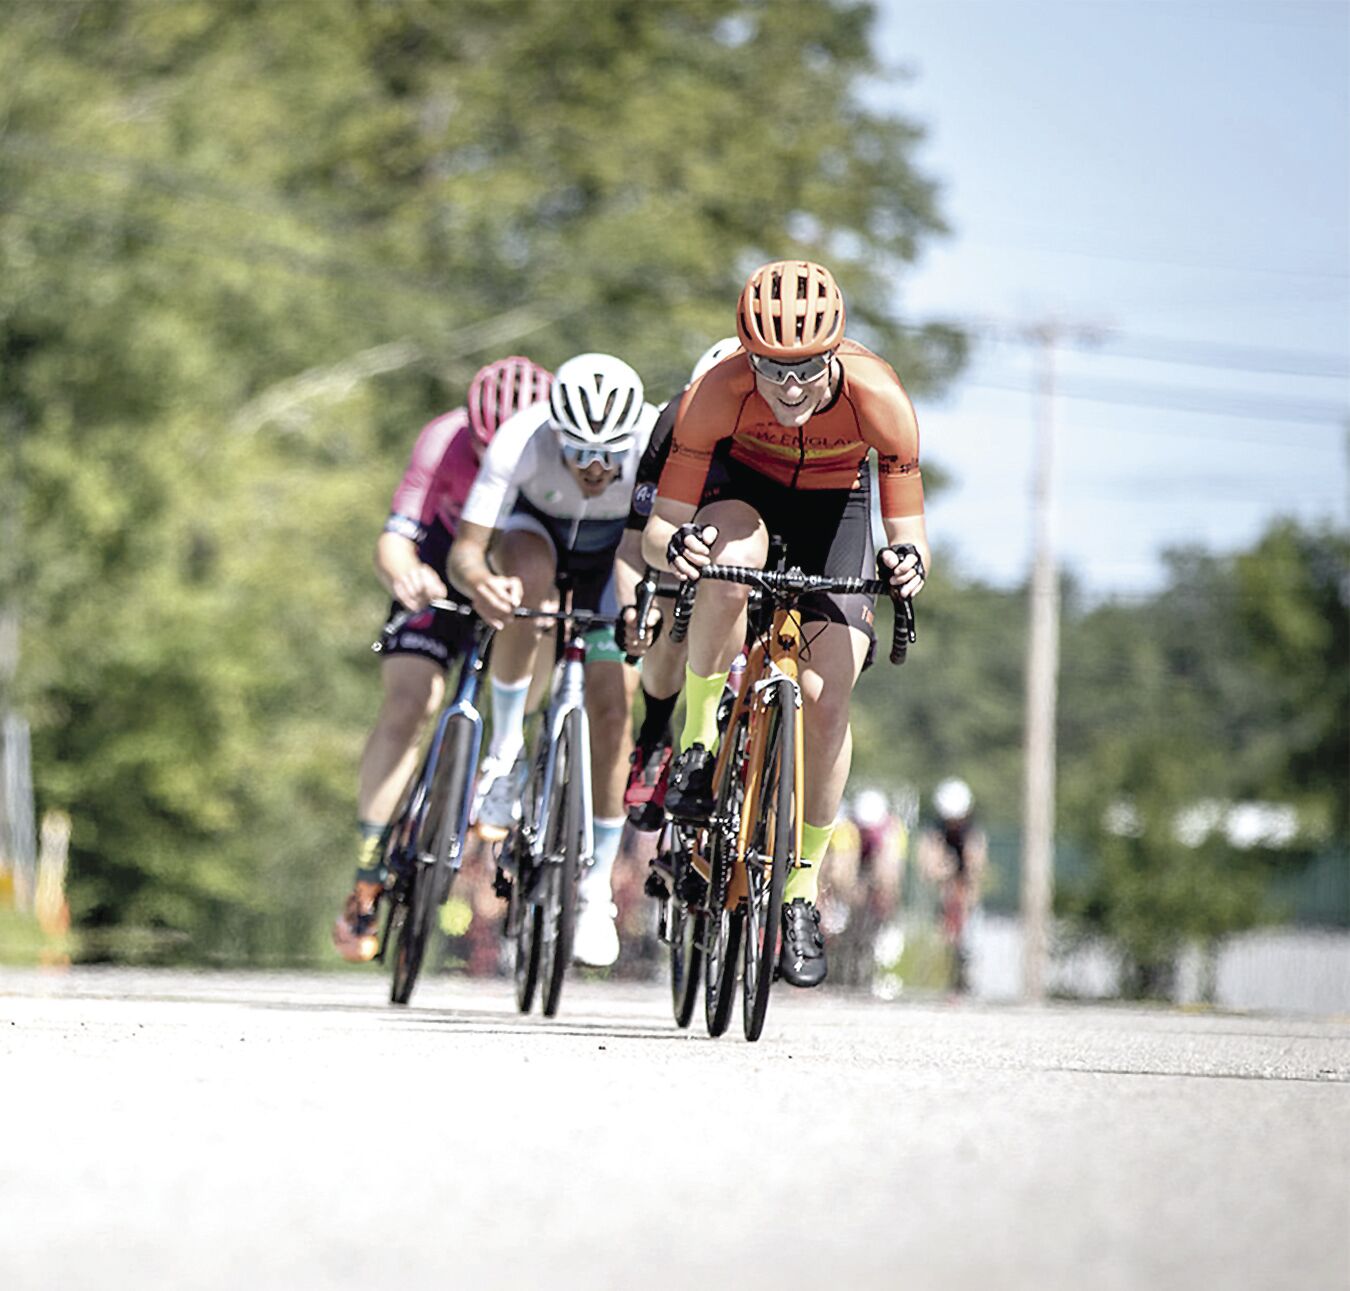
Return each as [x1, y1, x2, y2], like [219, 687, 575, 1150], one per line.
[493, 591, 621, 1018]
[371, 602, 491, 1006]
[648, 547, 917, 1041]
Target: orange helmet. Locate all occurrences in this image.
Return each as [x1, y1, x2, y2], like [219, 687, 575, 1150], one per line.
[736, 260, 846, 360]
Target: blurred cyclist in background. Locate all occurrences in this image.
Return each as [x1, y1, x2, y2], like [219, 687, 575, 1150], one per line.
[915, 776, 988, 993]
[449, 353, 658, 967]
[333, 357, 553, 963]
[820, 787, 907, 987]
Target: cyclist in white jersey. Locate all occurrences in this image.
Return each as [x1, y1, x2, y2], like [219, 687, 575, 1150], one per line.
[448, 353, 657, 967]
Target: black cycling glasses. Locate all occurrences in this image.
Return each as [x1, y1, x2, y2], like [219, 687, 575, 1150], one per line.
[748, 350, 836, 385]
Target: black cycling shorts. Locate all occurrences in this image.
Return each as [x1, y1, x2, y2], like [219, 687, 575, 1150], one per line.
[701, 451, 878, 667]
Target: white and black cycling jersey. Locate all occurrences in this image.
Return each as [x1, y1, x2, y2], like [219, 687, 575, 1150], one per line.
[460, 400, 657, 555]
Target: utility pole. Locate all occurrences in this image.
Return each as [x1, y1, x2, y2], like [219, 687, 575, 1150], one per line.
[1019, 323, 1061, 1001]
[0, 406, 35, 912]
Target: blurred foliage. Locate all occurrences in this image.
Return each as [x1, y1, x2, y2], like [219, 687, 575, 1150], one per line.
[1, 0, 962, 963]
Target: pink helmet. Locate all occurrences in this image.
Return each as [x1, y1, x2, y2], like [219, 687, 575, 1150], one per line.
[467, 356, 553, 447]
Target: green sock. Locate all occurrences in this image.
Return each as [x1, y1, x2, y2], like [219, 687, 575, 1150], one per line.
[785, 820, 835, 904]
[355, 821, 384, 882]
[678, 664, 729, 754]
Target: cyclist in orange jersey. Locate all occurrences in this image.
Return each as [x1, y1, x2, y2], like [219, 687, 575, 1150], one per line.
[640, 260, 929, 988]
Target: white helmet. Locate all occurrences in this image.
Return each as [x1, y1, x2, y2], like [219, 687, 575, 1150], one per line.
[853, 788, 889, 827]
[933, 777, 973, 821]
[549, 353, 645, 455]
[689, 337, 741, 385]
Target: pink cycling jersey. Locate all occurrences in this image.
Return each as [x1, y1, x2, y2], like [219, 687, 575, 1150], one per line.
[385, 408, 481, 542]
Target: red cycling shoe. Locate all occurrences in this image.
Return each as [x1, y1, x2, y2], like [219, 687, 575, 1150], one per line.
[624, 739, 673, 832]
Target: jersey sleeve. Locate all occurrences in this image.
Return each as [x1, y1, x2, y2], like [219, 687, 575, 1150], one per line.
[656, 367, 746, 508]
[388, 413, 461, 538]
[626, 397, 678, 531]
[855, 368, 924, 519]
[459, 406, 539, 531]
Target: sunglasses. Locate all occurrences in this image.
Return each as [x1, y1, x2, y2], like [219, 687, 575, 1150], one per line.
[559, 439, 631, 471]
[748, 350, 835, 385]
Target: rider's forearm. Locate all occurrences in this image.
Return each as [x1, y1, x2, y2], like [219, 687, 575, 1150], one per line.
[373, 532, 423, 598]
[446, 526, 494, 598]
[882, 514, 931, 575]
[641, 498, 697, 571]
[613, 530, 645, 607]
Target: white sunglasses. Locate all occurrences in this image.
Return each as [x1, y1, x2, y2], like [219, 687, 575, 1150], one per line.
[748, 350, 835, 384]
[560, 439, 631, 471]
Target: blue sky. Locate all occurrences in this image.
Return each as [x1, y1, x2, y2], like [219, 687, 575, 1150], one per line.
[870, 0, 1349, 595]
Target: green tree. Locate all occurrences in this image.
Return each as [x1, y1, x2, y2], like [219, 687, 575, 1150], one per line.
[1, 0, 963, 961]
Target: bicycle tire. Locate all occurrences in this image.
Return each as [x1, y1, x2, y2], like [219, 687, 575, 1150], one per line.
[513, 865, 543, 1013]
[390, 859, 435, 1004]
[419, 716, 476, 978]
[540, 708, 583, 1017]
[511, 732, 553, 1013]
[388, 716, 472, 1005]
[669, 892, 706, 1029]
[742, 692, 793, 1041]
[704, 716, 748, 1038]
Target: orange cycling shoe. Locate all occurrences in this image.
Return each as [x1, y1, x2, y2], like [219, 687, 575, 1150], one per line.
[331, 879, 383, 963]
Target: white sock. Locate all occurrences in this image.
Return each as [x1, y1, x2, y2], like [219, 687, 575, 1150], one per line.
[487, 675, 531, 763]
[581, 816, 625, 907]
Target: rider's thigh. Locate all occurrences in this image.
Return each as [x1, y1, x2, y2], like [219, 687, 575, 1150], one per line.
[491, 526, 558, 602]
[378, 653, 447, 735]
[798, 622, 871, 711]
[696, 498, 769, 566]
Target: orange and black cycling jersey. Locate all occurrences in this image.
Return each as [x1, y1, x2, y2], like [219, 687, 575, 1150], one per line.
[656, 339, 924, 520]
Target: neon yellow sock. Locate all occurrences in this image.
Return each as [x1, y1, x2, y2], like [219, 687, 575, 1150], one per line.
[354, 824, 384, 882]
[785, 820, 835, 904]
[678, 664, 729, 754]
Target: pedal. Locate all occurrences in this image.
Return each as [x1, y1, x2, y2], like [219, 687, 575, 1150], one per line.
[644, 870, 670, 900]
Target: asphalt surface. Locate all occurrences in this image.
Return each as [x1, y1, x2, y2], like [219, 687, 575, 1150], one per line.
[1, 967, 1346, 1291]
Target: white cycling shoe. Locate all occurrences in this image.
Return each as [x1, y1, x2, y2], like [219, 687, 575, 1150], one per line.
[572, 899, 620, 968]
[472, 752, 525, 838]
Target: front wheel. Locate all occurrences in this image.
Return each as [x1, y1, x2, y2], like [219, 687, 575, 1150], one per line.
[539, 708, 583, 1018]
[390, 861, 435, 1005]
[704, 716, 748, 1038]
[512, 862, 543, 1014]
[742, 693, 794, 1041]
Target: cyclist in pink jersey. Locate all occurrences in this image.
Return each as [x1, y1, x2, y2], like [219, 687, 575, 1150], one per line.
[334, 356, 552, 963]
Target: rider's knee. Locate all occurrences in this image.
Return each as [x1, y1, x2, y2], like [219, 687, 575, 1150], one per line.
[379, 682, 440, 741]
[586, 670, 631, 735]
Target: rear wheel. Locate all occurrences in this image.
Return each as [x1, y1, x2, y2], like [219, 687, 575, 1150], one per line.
[742, 693, 794, 1041]
[704, 717, 748, 1037]
[669, 855, 706, 1029]
[540, 709, 583, 1018]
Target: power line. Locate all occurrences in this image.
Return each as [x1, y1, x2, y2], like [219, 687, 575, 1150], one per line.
[903, 319, 1350, 382]
[1020, 331, 1348, 380]
[970, 375, 1350, 425]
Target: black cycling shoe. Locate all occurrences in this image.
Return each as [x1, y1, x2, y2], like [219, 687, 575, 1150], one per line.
[664, 744, 715, 822]
[778, 898, 828, 988]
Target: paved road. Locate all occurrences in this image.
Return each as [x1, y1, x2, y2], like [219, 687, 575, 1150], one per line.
[2, 968, 1346, 1291]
